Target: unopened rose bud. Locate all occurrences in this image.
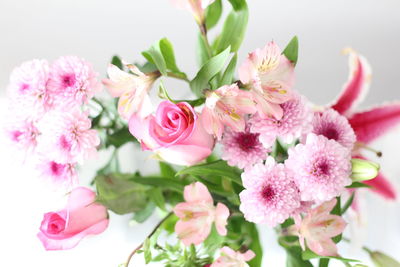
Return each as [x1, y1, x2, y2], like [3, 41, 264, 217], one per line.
[351, 158, 380, 182]
[369, 251, 400, 267]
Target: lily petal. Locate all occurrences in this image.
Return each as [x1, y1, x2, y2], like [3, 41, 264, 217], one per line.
[348, 102, 400, 144]
[331, 48, 371, 116]
[364, 171, 397, 200]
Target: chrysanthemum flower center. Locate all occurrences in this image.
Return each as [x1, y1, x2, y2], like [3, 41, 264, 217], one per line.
[50, 161, 63, 176]
[19, 83, 30, 93]
[62, 74, 76, 88]
[311, 160, 330, 177]
[235, 132, 259, 152]
[261, 185, 275, 202]
[319, 126, 339, 141]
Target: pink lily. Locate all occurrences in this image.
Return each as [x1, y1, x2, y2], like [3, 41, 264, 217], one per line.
[102, 63, 159, 119]
[330, 48, 399, 200]
[201, 84, 257, 139]
[210, 246, 255, 267]
[291, 199, 347, 257]
[238, 41, 295, 119]
[173, 182, 229, 246]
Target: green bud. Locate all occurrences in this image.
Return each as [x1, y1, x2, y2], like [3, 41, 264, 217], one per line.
[369, 251, 400, 267]
[351, 158, 380, 182]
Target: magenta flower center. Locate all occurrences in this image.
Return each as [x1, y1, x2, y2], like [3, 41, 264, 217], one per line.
[62, 74, 76, 88]
[11, 130, 23, 142]
[235, 132, 260, 152]
[311, 159, 330, 177]
[19, 83, 30, 93]
[261, 185, 275, 202]
[318, 124, 339, 141]
[50, 161, 64, 176]
[47, 214, 66, 235]
[59, 135, 72, 151]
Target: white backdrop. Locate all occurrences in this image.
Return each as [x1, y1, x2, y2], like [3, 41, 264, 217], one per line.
[0, 0, 399, 266]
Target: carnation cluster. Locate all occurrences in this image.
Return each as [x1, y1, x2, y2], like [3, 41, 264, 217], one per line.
[6, 1, 400, 266]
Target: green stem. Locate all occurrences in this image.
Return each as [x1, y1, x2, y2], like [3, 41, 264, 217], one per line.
[199, 23, 213, 59]
[319, 258, 329, 267]
[124, 212, 173, 267]
[166, 72, 190, 82]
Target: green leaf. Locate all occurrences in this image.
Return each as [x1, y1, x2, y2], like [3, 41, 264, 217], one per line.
[341, 192, 355, 214]
[220, 53, 238, 86]
[190, 46, 231, 96]
[133, 201, 156, 223]
[106, 126, 137, 148]
[159, 162, 176, 179]
[158, 81, 175, 102]
[197, 33, 211, 67]
[346, 182, 372, 188]
[143, 238, 152, 264]
[176, 160, 242, 186]
[203, 225, 225, 255]
[148, 187, 167, 211]
[129, 176, 184, 193]
[215, 2, 248, 53]
[302, 249, 359, 263]
[282, 36, 299, 66]
[369, 251, 400, 267]
[142, 44, 167, 76]
[111, 55, 123, 70]
[161, 214, 179, 234]
[331, 197, 342, 243]
[205, 0, 222, 29]
[228, 0, 247, 10]
[247, 223, 263, 267]
[159, 38, 181, 73]
[95, 174, 148, 215]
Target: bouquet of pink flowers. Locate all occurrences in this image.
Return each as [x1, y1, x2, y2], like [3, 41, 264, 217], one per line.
[4, 0, 400, 266]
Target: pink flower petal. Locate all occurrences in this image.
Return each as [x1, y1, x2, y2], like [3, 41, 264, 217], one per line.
[364, 171, 397, 200]
[215, 203, 229, 236]
[348, 102, 400, 144]
[331, 49, 371, 116]
[307, 238, 338, 257]
[184, 182, 213, 204]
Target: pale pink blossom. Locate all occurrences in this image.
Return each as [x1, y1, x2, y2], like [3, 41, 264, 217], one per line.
[170, 0, 215, 24]
[239, 41, 295, 119]
[48, 56, 102, 108]
[285, 133, 352, 203]
[7, 59, 52, 118]
[103, 63, 157, 119]
[4, 116, 40, 155]
[221, 124, 269, 170]
[129, 101, 215, 166]
[211, 246, 255, 267]
[37, 160, 77, 188]
[201, 84, 256, 139]
[40, 109, 100, 164]
[250, 92, 312, 148]
[290, 199, 347, 256]
[239, 157, 301, 226]
[173, 182, 229, 246]
[37, 187, 109, 250]
[307, 108, 356, 151]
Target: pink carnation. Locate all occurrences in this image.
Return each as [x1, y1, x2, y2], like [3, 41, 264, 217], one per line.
[250, 93, 312, 148]
[239, 157, 301, 226]
[40, 109, 100, 164]
[221, 125, 269, 170]
[307, 108, 356, 151]
[48, 56, 101, 108]
[7, 59, 52, 118]
[285, 133, 352, 203]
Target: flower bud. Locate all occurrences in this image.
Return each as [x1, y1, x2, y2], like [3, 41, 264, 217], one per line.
[351, 158, 380, 182]
[369, 251, 400, 267]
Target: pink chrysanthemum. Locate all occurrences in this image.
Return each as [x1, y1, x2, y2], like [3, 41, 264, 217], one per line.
[40, 109, 100, 164]
[285, 133, 352, 203]
[307, 108, 356, 151]
[48, 56, 101, 108]
[4, 117, 40, 154]
[250, 93, 312, 148]
[37, 160, 77, 188]
[239, 157, 301, 226]
[7, 59, 52, 118]
[221, 126, 269, 170]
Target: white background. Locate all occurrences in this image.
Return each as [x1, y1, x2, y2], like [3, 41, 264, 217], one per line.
[0, 0, 399, 266]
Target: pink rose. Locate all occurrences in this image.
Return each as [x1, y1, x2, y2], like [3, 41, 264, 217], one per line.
[129, 100, 215, 166]
[37, 187, 109, 250]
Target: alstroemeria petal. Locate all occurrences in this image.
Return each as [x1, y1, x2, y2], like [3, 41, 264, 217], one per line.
[183, 182, 213, 204]
[348, 102, 400, 144]
[331, 48, 371, 116]
[307, 238, 338, 257]
[215, 203, 230, 236]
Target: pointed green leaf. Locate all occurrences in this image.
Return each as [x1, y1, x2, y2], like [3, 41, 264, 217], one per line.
[205, 0, 223, 29]
[220, 53, 238, 86]
[190, 46, 231, 96]
[148, 187, 166, 211]
[282, 36, 299, 66]
[111, 55, 123, 70]
[159, 162, 176, 179]
[159, 38, 180, 73]
[302, 249, 360, 263]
